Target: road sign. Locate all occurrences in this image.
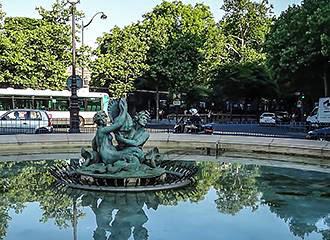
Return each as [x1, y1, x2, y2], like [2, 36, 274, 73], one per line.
[67, 75, 83, 90]
[173, 100, 181, 106]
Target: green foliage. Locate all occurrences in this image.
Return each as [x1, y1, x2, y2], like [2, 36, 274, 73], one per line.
[140, 1, 227, 94]
[265, 0, 330, 97]
[211, 61, 277, 102]
[220, 0, 274, 63]
[90, 25, 149, 98]
[0, 17, 71, 90]
[0, 3, 5, 25]
[36, 0, 74, 24]
[0, 160, 84, 238]
[214, 163, 260, 215]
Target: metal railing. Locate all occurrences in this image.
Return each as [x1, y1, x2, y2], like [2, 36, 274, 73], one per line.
[0, 117, 311, 139]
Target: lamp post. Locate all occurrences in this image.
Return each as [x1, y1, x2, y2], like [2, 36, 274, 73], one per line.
[81, 12, 107, 82]
[68, 0, 80, 133]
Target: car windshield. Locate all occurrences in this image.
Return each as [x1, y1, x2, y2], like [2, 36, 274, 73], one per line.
[262, 113, 274, 117]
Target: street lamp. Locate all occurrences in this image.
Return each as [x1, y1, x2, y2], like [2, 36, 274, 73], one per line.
[81, 11, 107, 80]
[68, 0, 80, 133]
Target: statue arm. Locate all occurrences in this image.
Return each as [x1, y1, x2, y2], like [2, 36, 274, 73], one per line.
[116, 132, 149, 147]
[102, 99, 127, 133]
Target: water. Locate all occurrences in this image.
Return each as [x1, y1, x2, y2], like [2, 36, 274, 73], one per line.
[0, 159, 329, 240]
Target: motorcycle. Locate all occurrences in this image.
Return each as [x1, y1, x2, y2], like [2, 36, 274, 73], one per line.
[174, 117, 214, 134]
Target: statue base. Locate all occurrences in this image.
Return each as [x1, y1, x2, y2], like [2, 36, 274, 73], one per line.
[50, 160, 198, 192]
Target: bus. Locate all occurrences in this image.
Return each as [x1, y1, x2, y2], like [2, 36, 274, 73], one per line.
[0, 88, 109, 126]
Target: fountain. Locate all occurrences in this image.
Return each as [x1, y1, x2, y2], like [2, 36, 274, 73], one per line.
[50, 98, 198, 191]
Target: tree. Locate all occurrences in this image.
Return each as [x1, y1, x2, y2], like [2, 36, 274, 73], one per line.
[0, 3, 5, 24]
[265, 0, 330, 99]
[0, 17, 71, 89]
[90, 24, 149, 98]
[210, 62, 277, 109]
[139, 1, 227, 118]
[219, 0, 274, 63]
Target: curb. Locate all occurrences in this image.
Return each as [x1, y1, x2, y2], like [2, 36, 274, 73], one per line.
[0, 133, 329, 160]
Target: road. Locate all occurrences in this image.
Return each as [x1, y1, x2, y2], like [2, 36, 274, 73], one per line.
[147, 120, 307, 139]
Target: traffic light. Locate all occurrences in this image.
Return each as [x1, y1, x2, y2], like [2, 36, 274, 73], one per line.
[299, 93, 305, 100]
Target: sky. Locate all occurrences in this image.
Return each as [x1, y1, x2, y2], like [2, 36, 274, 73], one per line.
[2, 0, 302, 48]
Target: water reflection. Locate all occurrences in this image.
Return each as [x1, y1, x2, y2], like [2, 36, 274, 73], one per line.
[257, 167, 330, 239]
[72, 191, 158, 240]
[0, 159, 329, 240]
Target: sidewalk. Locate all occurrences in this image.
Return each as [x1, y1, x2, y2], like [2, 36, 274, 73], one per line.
[0, 133, 329, 161]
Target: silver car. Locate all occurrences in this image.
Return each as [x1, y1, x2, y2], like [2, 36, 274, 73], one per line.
[259, 112, 276, 125]
[0, 109, 53, 134]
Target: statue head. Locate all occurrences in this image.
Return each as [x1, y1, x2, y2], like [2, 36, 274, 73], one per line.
[134, 111, 150, 127]
[93, 111, 108, 126]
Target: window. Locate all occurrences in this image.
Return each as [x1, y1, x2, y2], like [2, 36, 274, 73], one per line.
[14, 97, 33, 109]
[50, 97, 69, 111]
[34, 98, 51, 110]
[5, 111, 29, 120]
[86, 98, 101, 112]
[0, 97, 13, 110]
[30, 111, 42, 120]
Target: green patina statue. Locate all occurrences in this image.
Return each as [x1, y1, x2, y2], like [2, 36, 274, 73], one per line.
[80, 98, 163, 177]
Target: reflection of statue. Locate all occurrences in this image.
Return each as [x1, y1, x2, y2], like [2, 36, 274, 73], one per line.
[81, 192, 160, 240]
[81, 98, 162, 175]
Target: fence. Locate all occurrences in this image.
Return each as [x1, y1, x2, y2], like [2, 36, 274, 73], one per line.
[167, 113, 258, 124]
[0, 117, 310, 139]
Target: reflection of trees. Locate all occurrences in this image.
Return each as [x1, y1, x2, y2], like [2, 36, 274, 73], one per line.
[213, 163, 260, 215]
[155, 161, 223, 205]
[257, 166, 330, 240]
[0, 165, 10, 240]
[156, 161, 261, 215]
[0, 160, 84, 239]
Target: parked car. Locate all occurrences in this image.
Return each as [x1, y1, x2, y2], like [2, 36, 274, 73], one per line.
[259, 112, 276, 125]
[276, 111, 290, 123]
[0, 109, 53, 134]
[305, 127, 330, 141]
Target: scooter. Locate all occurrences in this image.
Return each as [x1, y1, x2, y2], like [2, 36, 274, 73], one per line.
[174, 119, 214, 134]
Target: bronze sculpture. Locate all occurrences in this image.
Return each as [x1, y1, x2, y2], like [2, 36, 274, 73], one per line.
[50, 98, 198, 191]
[80, 98, 162, 177]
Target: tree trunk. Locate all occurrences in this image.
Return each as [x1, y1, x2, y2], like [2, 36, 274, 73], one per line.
[323, 64, 328, 97]
[155, 85, 160, 121]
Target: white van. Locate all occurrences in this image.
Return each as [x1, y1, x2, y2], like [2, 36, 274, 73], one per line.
[306, 97, 330, 128]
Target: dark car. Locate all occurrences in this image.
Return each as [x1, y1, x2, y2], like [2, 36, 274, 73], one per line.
[305, 127, 330, 140]
[276, 111, 290, 123]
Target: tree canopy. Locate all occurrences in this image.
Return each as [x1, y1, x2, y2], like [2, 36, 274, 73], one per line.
[0, 17, 71, 89]
[265, 0, 330, 99]
[219, 0, 274, 63]
[90, 24, 149, 98]
[140, 1, 227, 94]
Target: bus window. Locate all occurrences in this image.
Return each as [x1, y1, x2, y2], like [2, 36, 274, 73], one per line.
[78, 98, 86, 111]
[0, 97, 13, 110]
[14, 97, 33, 109]
[34, 98, 51, 110]
[86, 98, 101, 112]
[51, 97, 69, 111]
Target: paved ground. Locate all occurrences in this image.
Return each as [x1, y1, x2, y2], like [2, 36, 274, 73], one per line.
[147, 121, 307, 139]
